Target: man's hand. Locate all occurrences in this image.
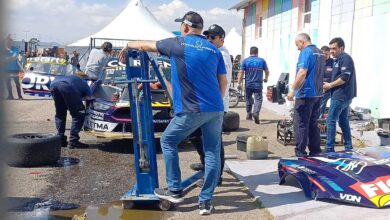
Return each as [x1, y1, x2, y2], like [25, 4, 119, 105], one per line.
[287, 90, 294, 101]
[263, 78, 268, 83]
[323, 82, 332, 92]
[237, 84, 242, 91]
[118, 47, 128, 64]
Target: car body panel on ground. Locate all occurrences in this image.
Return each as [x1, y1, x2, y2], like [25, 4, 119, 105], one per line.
[278, 146, 390, 208]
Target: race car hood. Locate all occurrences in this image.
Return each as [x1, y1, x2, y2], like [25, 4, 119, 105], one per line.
[278, 146, 390, 208]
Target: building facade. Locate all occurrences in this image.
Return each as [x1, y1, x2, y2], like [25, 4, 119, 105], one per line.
[232, 0, 390, 118]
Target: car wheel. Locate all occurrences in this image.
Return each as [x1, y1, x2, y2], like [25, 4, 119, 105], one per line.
[5, 133, 61, 167]
[223, 111, 240, 132]
[229, 91, 240, 108]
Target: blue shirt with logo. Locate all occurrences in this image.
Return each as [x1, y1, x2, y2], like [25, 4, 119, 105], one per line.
[295, 45, 324, 99]
[331, 52, 357, 101]
[51, 75, 92, 99]
[156, 35, 226, 113]
[240, 56, 268, 89]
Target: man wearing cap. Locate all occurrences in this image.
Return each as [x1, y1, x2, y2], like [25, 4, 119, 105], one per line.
[237, 46, 270, 124]
[119, 11, 227, 215]
[85, 41, 113, 80]
[189, 24, 233, 186]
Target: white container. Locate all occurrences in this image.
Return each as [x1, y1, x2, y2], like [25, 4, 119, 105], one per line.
[247, 136, 268, 159]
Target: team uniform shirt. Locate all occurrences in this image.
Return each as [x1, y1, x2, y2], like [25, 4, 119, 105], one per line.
[324, 58, 334, 83]
[156, 34, 226, 113]
[5, 47, 20, 73]
[219, 45, 232, 112]
[240, 55, 268, 89]
[85, 48, 111, 80]
[330, 52, 357, 101]
[50, 75, 92, 101]
[295, 45, 325, 99]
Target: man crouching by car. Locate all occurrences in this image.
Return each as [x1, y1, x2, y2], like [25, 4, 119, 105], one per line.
[50, 74, 92, 148]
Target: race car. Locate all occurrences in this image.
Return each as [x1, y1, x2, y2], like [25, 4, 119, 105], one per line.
[278, 146, 390, 208]
[83, 58, 173, 139]
[20, 57, 74, 97]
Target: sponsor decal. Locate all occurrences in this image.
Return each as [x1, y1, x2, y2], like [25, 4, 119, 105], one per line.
[350, 175, 390, 207]
[319, 176, 344, 192]
[106, 59, 170, 68]
[373, 158, 390, 166]
[340, 193, 361, 203]
[84, 118, 117, 132]
[21, 74, 55, 91]
[87, 109, 105, 120]
[289, 164, 316, 174]
[336, 159, 367, 175]
[313, 157, 367, 175]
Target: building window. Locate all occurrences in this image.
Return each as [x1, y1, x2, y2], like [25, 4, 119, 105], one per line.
[303, 0, 312, 26]
[258, 16, 263, 38]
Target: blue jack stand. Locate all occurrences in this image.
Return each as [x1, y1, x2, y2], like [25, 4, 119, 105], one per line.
[119, 50, 204, 210]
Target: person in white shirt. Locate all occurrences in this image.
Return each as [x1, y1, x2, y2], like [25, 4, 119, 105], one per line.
[85, 41, 113, 80]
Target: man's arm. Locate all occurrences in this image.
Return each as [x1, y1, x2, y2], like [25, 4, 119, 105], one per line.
[217, 74, 228, 97]
[237, 70, 244, 90]
[287, 68, 307, 101]
[264, 69, 270, 82]
[119, 41, 157, 63]
[323, 78, 346, 91]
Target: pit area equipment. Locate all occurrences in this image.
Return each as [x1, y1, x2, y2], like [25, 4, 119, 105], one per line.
[119, 50, 204, 210]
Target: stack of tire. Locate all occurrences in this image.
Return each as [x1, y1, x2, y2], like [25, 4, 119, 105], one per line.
[222, 111, 240, 132]
[5, 133, 61, 167]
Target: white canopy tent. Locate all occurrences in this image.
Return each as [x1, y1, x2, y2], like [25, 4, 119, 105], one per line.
[224, 27, 242, 58]
[68, 0, 174, 47]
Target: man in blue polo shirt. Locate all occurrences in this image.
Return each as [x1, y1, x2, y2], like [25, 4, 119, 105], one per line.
[119, 11, 227, 216]
[287, 33, 325, 157]
[237, 46, 270, 124]
[323, 37, 357, 152]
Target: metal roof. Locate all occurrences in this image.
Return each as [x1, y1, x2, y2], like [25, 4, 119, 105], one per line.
[229, 0, 256, 11]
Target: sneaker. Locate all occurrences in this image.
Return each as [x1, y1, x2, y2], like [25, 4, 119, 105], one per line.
[199, 201, 213, 215]
[154, 188, 183, 203]
[253, 115, 260, 124]
[246, 113, 253, 120]
[323, 148, 335, 153]
[60, 135, 68, 148]
[190, 163, 205, 171]
[68, 141, 89, 149]
[295, 150, 308, 157]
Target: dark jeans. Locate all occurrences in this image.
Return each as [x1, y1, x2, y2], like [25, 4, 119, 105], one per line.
[51, 82, 86, 144]
[319, 91, 331, 118]
[190, 115, 225, 180]
[293, 97, 321, 156]
[245, 87, 263, 117]
[325, 99, 353, 151]
[6, 76, 22, 99]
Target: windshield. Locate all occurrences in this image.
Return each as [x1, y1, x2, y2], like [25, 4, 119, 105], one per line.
[26, 57, 73, 76]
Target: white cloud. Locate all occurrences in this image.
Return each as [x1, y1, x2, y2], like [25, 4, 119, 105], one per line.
[4, 0, 242, 44]
[148, 0, 243, 35]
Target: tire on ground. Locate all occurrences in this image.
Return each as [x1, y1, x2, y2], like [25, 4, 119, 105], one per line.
[6, 133, 61, 167]
[223, 111, 240, 132]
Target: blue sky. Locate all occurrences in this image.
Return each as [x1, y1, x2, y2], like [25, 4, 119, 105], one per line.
[5, 0, 243, 44]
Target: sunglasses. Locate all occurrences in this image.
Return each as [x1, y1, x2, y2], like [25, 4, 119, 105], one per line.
[207, 35, 216, 40]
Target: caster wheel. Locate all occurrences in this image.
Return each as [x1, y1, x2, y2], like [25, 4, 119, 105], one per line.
[158, 199, 172, 211]
[122, 201, 135, 209]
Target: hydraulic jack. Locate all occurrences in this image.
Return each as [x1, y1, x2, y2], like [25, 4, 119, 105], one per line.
[119, 50, 204, 210]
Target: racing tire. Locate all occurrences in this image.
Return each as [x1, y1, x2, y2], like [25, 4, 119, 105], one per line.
[5, 133, 61, 167]
[223, 111, 240, 132]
